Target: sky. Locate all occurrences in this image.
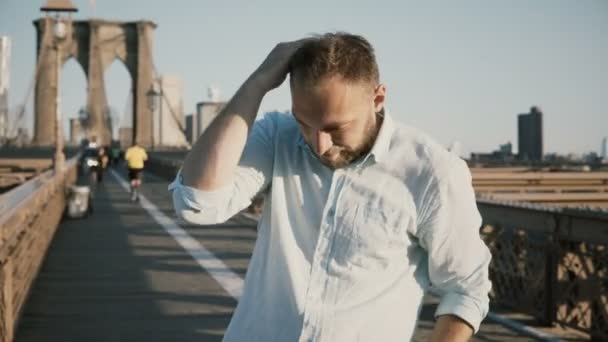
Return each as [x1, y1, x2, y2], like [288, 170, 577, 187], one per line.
[0, 0, 607, 156]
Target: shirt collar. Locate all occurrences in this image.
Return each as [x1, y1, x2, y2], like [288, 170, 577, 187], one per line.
[296, 109, 395, 165]
[367, 109, 394, 164]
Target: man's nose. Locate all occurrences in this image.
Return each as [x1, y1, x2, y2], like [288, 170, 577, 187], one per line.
[314, 131, 333, 156]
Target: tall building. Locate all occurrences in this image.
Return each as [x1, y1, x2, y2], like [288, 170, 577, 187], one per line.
[69, 118, 82, 145]
[119, 127, 132, 149]
[152, 75, 189, 148]
[0, 36, 11, 141]
[517, 106, 543, 162]
[601, 137, 607, 160]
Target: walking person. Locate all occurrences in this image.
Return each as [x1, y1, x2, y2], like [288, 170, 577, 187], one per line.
[125, 142, 148, 201]
[94, 147, 109, 183]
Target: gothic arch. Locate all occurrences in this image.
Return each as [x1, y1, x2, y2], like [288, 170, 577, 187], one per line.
[33, 17, 156, 147]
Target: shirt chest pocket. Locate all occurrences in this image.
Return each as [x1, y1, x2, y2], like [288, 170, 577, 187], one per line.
[335, 201, 411, 271]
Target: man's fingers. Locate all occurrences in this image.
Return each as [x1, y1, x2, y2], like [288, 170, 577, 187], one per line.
[275, 38, 313, 58]
[285, 38, 314, 54]
[253, 37, 316, 91]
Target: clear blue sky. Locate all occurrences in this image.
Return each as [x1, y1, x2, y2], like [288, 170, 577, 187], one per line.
[1, 0, 607, 155]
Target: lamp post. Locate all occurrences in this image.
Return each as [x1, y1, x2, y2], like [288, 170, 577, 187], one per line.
[146, 80, 161, 149]
[41, 0, 78, 172]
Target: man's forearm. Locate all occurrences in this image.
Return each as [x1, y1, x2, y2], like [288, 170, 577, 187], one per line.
[181, 75, 267, 191]
[180, 39, 313, 191]
[430, 315, 473, 342]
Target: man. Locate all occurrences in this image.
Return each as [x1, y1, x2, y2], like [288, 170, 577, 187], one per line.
[125, 142, 147, 201]
[170, 33, 491, 341]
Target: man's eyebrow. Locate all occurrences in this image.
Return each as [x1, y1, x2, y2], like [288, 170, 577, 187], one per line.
[293, 112, 352, 131]
[320, 116, 355, 131]
[319, 123, 342, 131]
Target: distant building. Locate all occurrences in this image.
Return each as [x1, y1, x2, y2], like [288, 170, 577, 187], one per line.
[583, 151, 602, 165]
[601, 137, 607, 160]
[193, 101, 226, 140]
[119, 127, 132, 149]
[69, 118, 82, 145]
[0, 36, 11, 141]
[517, 106, 543, 162]
[152, 75, 189, 148]
[470, 141, 516, 165]
[499, 142, 513, 155]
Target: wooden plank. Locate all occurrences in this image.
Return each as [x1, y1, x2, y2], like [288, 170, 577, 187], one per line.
[470, 167, 532, 173]
[0, 159, 52, 170]
[486, 192, 608, 202]
[472, 172, 608, 181]
[475, 185, 608, 193]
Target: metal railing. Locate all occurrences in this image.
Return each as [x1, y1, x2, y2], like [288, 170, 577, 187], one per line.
[0, 156, 78, 342]
[478, 198, 608, 341]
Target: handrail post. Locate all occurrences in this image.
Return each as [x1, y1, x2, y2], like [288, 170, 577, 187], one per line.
[543, 215, 558, 326]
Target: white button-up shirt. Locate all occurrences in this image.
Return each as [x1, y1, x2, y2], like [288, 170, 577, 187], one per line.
[169, 111, 492, 342]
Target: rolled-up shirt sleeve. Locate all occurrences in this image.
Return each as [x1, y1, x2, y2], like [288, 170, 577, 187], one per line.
[168, 112, 277, 225]
[416, 153, 492, 333]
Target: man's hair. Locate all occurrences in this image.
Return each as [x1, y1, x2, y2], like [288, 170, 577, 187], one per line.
[289, 32, 379, 87]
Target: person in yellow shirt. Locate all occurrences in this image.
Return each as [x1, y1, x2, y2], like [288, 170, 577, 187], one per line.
[124, 142, 148, 201]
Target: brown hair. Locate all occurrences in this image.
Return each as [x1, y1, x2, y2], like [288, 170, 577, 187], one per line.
[289, 32, 380, 87]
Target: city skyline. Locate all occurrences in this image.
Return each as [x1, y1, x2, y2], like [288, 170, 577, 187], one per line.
[0, 0, 607, 155]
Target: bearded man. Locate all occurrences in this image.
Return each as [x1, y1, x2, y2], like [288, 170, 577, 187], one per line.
[170, 33, 492, 342]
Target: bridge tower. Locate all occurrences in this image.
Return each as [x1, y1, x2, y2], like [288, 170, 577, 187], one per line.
[33, 11, 156, 147]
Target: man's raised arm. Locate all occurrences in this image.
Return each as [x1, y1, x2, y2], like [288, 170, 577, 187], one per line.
[181, 40, 309, 191]
[171, 40, 309, 224]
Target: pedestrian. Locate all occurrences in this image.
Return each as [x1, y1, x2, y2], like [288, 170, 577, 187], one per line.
[96, 146, 109, 183]
[110, 144, 121, 167]
[125, 141, 148, 201]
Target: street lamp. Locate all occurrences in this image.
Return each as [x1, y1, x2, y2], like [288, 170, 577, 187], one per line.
[41, 0, 78, 172]
[146, 79, 162, 148]
[146, 86, 160, 113]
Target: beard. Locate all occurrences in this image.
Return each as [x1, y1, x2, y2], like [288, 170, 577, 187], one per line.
[318, 114, 381, 169]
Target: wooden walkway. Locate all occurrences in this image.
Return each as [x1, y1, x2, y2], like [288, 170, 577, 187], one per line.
[14, 169, 556, 341]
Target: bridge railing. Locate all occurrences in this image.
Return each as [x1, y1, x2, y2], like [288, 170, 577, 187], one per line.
[478, 198, 608, 341]
[0, 156, 78, 342]
[146, 155, 608, 340]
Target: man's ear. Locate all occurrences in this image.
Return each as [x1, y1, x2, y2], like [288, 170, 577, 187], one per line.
[373, 84, 386, 113]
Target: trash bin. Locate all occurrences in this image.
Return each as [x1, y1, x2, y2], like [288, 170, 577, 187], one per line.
[66, 185, 92, 219]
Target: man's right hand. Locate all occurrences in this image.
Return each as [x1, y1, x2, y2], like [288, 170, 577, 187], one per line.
[251, 39, 312, 93]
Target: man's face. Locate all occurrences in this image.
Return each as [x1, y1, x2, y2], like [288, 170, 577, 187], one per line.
[290, 75, 386, 169]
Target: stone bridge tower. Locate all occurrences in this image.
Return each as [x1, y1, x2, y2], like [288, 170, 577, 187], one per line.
[33, 17, 156, 147]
